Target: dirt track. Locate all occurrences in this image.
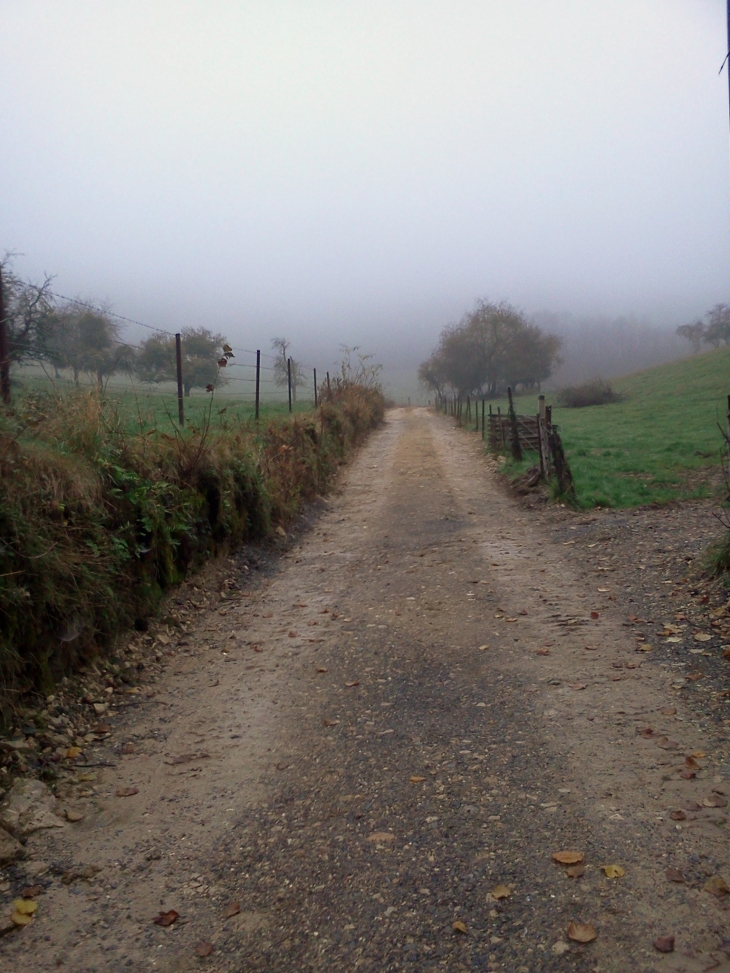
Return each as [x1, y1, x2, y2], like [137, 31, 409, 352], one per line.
[3, 407, 730, 972]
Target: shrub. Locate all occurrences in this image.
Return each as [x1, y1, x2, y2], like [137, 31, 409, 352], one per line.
[556, 379, 623, 408]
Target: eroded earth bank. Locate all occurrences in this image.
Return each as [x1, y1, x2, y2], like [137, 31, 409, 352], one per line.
[2, 408, 730, 973]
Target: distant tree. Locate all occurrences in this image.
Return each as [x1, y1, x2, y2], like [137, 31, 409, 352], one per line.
[676, 320, 706, 353]
[42, 303, 134, 387]
[271, 337, 306, 401]
[419, 300, 561, 398]
[0, 255, 56, 365]
[703, 304, 730, 347]
[135, 327, 229, 396]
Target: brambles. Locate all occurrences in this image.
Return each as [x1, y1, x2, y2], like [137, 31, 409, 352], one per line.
[0, 383, 383, 721]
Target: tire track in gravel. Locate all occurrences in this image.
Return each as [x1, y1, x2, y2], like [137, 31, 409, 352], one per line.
[4, 408, 730, 972]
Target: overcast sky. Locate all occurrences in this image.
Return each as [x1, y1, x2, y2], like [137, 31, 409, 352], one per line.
[1, 1, 729, 371]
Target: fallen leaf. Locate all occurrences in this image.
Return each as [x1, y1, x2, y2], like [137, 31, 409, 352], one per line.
[703, 795, 728, 808]
[345, 681, 360, 688]
[566, 864, 585, 879]
[367, 832, 395, 843]
[567, 921, 597, 943]
[491, 885, 512, 899]
[638, 727, 656, 739]
[636, 644, 653, 652]
[686, 672, 703, 682]
[478, 644, 490, 651]
[316, 667, 328, 673]
[601, 865, 625, 879]
[13, 899, 37, 916]
[670, 810, 687, 821]
[20, 886, 42, 899]
[657, 737, 678, 750]
[679, 768, 696, 780]
[194, 942, 214, 957]
[10, 912, 32, 927]
[552, 851, 584, 865]
[693, 751, 707, 758]
[65, 809, 84, 822]
[323, 719, 340, 727]
[569, 682, 586, 690]
[666, 868, 685, 883]
[223, 902, 241, 919]
[694, 633, 712, 642]
[452, 920, 468, 934]
[115, 787, 139, 797]
[153, 910, 180, 926]
[706, 876, 730, 896]
[288, 631, 298, 638]
[661, 707, 677, 716]
[685, 756, 700, 769]
[536, 648, 550, 656]
[251, 644, 263, 653]
[590, 611, 599, 620]
[65, 747, 83, 759]
[409, 776, 426, 783]
[654, 935, 675, 954]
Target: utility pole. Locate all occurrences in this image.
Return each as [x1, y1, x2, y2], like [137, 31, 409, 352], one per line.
[0, 265, 10, 405]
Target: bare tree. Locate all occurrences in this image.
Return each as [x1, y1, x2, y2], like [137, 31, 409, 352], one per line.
[271, 337, 306, 402]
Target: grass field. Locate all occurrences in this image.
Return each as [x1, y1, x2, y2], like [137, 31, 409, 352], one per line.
[468, 346, 730, 508]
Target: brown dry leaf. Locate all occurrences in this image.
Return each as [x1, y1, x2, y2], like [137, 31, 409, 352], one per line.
[65, 809, 84, 822]
[452, 921, 468, 935]
[323, 719, 340, 727]
[694, 632, 712, 642]
[638, 727, 655, 739]
[670, 810, 687, 821]
[367, 832, 395, 843]
[115, 787, 139, 798]
[685, 756, 700, 769]
[65, 747, 83, 759]
[409, 776, 426, 783]
[251, 645, 263, 653]
[724, 648, 730, 660]
[569, 682, 587, 690]
[703, 795, 728, 808]
[566, 864, 585, 879]
[687, 672, 703, 682]
[636, 643, 653, 652]
[567, 921, 597, 943]
[491, 885, 512, 899]
[654, 936, 675, 954]
[552, 851, 584, 865]
[194, 942, 214, 957]
[666, 868, 685, 883]
[10, 912, 32, 927]
[693, 751, 707, 758]
[20, 886, 42, 899]
[590, 611, 599, 620]
[679, 768, 696, 780]
[13, 899, 37, 916]
[704, 876, 729, 897]
[601, 864, 625, 879]
[288, 631, 298, 638]
[223, 902, 241, 919]
[316, 667, 328, 673]
[152, 910, 180, 926]
[661, 707, 677, 716]
[657, 737, 678, 750]
[345, 681, 360, 688]
[536, 648, 550, 656]
[478, 644, 490, 651]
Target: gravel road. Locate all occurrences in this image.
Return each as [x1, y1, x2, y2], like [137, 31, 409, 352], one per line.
[3, 407, 730, 973]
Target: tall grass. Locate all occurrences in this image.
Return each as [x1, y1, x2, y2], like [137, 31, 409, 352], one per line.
[0, 384, 384, 715]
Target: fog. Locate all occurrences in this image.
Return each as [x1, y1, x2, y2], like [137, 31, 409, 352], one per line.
[1, 1, 729, 399]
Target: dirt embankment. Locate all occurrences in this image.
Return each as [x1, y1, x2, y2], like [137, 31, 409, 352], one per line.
[2, 408, 730, 973]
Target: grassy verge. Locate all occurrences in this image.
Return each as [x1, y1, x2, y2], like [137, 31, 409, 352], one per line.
[0, 384, 383, 717]
[468, 346, 730, 508]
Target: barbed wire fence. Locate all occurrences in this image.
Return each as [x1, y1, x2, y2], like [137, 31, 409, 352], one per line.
[1, 276, 336, 426]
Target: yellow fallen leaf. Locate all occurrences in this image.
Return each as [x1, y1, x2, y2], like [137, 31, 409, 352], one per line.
[601, 865, 625, 879]
[452, 920, 468, 934]
[13, 899, 37, 915]
[409, 776, 426, 783]
[65, 747, 83, 759]
[704, 875, 729, 896]
[478, 644, 489, 651]
[552, 851, 584, 865]
[567, 921, 597, 943]
[11, 912, 32, 927]
[491, 885, 512, 899]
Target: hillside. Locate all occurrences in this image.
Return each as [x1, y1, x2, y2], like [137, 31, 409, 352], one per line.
[491, 346, 730, 507]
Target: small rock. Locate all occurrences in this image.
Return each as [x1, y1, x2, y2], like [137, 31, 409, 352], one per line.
[0, 827, 26, 867]
[65, 809, 84, 823]
[654, 935, 675, 953]
[0, 779, 65, 838]
[552, 941, 570, 955]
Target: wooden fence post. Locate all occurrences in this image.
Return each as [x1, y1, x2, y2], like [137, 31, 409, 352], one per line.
[0, 265, 9, 405]
[537, 394, 550, 478]
[507, 386, 522, 461]
[313, 368, 318, 408]
[175, 333, 185, 427]
[255, 350, 260, 420]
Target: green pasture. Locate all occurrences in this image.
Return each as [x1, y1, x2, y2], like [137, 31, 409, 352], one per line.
[466, 346, 730, 508]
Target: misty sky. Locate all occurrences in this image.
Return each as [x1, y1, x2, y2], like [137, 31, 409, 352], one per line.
[1, 1, 730, 372]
